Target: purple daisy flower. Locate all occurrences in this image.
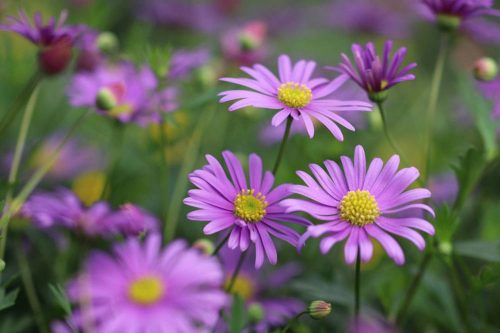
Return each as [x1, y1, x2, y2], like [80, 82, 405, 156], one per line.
[0, 10, 83, 74]
[282, 145, 435, 265]
[169, 48, 211, 80]
[66, 235, 228, 332]
[419, 0, 500, 26]
[21, 188, 158, 237]
[219, 54, 372, 140]
[335, 40, 417, 102]
[183, 151, 310, 268]
[67, 61, 177, 125]
[214, 247, 304, 333]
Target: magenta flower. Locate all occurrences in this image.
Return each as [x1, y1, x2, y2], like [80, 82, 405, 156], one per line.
[67, 235, 228, 332]
[67, 61, 177, 125]
[21, 188, 158, 237]
[334, 40, 417, 102]
[0, 10, 83, 74]
[219, 54, 372, 140]
[184, 151, 310, 268]
[221, 21, 268, 66]
[214, 247, 303, 333]
[283, 145, 435, 265]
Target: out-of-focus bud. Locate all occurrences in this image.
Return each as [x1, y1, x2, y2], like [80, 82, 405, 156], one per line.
[308, 300, 332, 320]
[439, 241, 453, 256]
[473, 57, 498, 82]
[38, 36, 73, 75]
[0, 259, 5, 272]
[96, 87, 118, 111]
[97, 32, 119, 54]
[437, 14, 461, 32]
[248, 302, 265, 323]
[193, 239, 215, 255]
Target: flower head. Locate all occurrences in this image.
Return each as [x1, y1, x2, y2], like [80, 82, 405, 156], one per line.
[283, 145, 435, 265]
[168, 48, 211, 80]
[221, 21, 268, 66]
[219, 54, 372, 140]
[67, 235, 228, 332]
[335, 40, 417, 102]
[184, 151, 310, 268]
[21, 188, 158, 237]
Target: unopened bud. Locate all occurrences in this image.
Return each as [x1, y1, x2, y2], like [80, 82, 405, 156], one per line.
[437, 14, 461, 32]
[96, 87, 117, 110]
[473, 57, 498, 82]
[308, 300, 332, 320]
[38, 36, 73, 75]
[97, 32, 119, 54]
[248, 302, 264, 323]
[193, 239, 215, 255]
[439, 241, 453, 256]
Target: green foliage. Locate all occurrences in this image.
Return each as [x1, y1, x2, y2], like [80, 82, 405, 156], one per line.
[452, 148, 487, 212]
[49, 283, 72, 316]
[454, 240, 500, 263]
[229, 294, 248, 333]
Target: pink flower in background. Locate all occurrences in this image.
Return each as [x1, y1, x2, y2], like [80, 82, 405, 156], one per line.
[169, 48, 211, 80]
[184, 151, 310, 268]
[283, 145, 435, 265]
[219, 55, 372, 140]
[67, 235, 228, 332]
[221, 21, 268, 66]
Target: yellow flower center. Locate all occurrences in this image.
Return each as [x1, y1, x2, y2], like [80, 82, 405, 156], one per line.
[277, 82, 312, 108]
[225, 274, 255, 300]
[128, 276, 165, 305]
[234, 189, 268, 223]
[339, 190, 380, 226]
[72, 171, 106, 206]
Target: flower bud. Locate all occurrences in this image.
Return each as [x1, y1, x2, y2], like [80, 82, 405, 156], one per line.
[248, 302, 264, 323]
[0, 259, 5, 272]
[38, 36, 73, 75]
[439, 241, 453, 256]
[473, 57, 498, 82]
[436, 14, 461, 32]
[96, 87, 118, 111]
[308, 300, 332, 320]
[193, 239, 215, 255]
[97, 32, 119, 54]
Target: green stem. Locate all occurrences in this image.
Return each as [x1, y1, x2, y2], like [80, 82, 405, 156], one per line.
[0, 110, 90, 234]
[101, 121, 125, 201]
[280, 312, 308, 333]
[272, 117, 293, 175]
[16, 247, 49, 333]
[448, 255, 471, 331]
[212, 231, 231, 256]
[354, 249, 361, 319]
[0, 84, 40, 261]
[423, 33, 449, 183]
[225, 251, 248, 293]
[395, 250, 432, 325]
[0, 72, 42, 138]
[158, 120, 169, 222]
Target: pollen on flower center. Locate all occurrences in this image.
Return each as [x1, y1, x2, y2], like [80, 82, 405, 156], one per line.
[339, 190, 380, 226]
[277, 82, 312, 108]
[128, 276, 165, 305]
[234, 189, 268, 223]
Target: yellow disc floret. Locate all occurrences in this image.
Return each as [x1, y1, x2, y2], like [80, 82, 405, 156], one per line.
[339, 190, 380, 226]
[128, 276, 165, 305]
[277, 82, 312, 108]
[225, 274, 256, 300]
[234, 189, 268, 223]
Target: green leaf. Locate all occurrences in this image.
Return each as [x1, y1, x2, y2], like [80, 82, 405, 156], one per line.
[452, 148, 487, 212]
[0, 287, 19, 312]
[229, 294, 247, 333]
[433, 205, 459, 244]
[454, 240, 500, 263]
[0, 316, 32, 333]
[49, 283, 72, 316]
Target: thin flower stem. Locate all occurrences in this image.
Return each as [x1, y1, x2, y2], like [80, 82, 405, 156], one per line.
[423, 33, 449, 183]
[225, 251, 248, 293]
[354, 249, 361, 319]
[395, 250, 432, 325]
[0, 84, 40, 261]
[158, 120, 169, 222]
[279, 312, 308, 333]
[16, 247, 49, 333]
[212, 231, 231, 256]
[0, 110, 90, 242]
[101, 121, 125, 201]
[272, 116, 293, 175]
[0, 72, 42, 138]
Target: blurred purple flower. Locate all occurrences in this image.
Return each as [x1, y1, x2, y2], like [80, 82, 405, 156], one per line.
[283, 145, 435, 265]
[219, 54, 372, 140]
[169, 48, 211, 80]
[478, 75, 500, 117]
[334, 40, 417, 102]
[428, 172, 458, 205]
[184, 151, 310, 268]
[215, 247, 304, 332]
[21, 188, 158, 237]
[67, 61, 177, 125]
[327, 0, 413, 38]
[221, 21, 268, 66]
[75, 29, 103, 72]
[66, 235, 228, 332]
